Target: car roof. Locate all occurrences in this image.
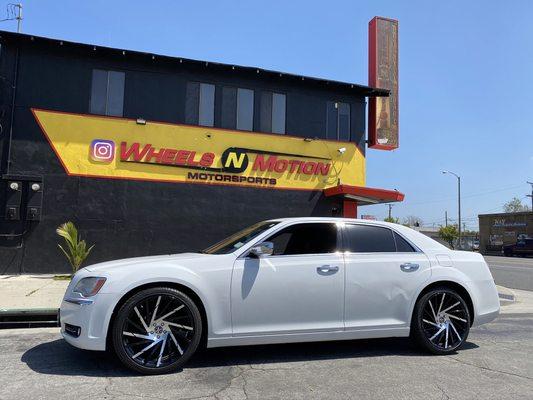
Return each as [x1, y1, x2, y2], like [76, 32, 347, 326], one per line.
[267, 217, 395, 227]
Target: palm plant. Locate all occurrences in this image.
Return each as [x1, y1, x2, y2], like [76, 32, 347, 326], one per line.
[56, 222, 94, 274]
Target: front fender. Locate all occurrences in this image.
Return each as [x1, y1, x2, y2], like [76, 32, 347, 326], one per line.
[95, 262, 232, 345]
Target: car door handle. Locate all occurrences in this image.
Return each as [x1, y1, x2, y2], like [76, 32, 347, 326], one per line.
[400, 263, 420, 272]
[317, 265, 339, 274]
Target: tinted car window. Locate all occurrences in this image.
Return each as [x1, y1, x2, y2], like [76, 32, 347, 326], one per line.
[266, 223, 338, 255]
[344, 224, 396, 253]
[203, 221, 279, 254]
[393, 231, 416, 252]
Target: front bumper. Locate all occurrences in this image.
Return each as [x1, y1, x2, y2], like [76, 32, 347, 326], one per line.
[59, 293, 116, 351]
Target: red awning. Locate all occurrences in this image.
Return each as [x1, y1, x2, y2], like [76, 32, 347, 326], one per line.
[323, 184, 404, 206]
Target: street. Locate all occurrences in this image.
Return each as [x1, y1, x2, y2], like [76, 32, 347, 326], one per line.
[485, 255, 533, 291]
[1, 307, 532, 400]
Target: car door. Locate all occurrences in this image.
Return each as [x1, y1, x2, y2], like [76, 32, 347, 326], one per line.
[231, 222, 344, 336]
[342, 224, 431, 330]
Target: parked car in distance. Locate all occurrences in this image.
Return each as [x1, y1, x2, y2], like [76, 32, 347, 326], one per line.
[503, 237, 533, 257]
[60, 218, 500, 374]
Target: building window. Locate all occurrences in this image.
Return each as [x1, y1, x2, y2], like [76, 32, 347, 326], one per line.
[237, 88, 254, 131]
[326, 101, 351, 141]
[260, 92, 286, 134]
[90, 69, 125, 117]
[185, 82, 215, 127]
[221, 87, 254, 131]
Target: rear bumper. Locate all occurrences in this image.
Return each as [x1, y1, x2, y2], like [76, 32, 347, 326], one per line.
[471, 279, 500, 327]
[474, 308, 500, 326]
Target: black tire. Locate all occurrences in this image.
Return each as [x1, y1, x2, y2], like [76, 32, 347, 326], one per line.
[411, 287, 470, 355]
[111, 287, 202, 374]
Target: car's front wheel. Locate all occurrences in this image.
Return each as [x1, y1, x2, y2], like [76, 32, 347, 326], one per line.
[111, 287, 202, 374]
[411, 287, 471, 354]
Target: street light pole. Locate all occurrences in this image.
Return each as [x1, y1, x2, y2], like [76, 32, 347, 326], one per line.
[526, 181, 533, 211]
[442, 170, 461, 248]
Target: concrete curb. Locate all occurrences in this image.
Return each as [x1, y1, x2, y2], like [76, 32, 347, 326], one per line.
[0, 308, 59, 329]
[0, 308, 58, 315]
[496, 285, 516, 305]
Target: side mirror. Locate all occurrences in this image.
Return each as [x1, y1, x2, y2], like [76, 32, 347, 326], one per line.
[248, 241, 274, 258]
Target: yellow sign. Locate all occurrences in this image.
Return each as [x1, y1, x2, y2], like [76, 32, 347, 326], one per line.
[32, 109, 365, 191]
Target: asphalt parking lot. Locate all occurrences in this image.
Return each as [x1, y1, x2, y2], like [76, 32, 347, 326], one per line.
[1, 306, 532, 400]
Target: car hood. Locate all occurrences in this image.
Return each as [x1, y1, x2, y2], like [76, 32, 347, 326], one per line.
[83, 253, 211, 273]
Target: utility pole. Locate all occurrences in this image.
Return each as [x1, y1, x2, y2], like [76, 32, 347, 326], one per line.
[16, 3, 22, 33]
[445, 211, 448, 227]
[3, 3, 23, 32]
[442, 170, 462, 248]
[526, 181, 533, 211]
[388, 204, 393, 219]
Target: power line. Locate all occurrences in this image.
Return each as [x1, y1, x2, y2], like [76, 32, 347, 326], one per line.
[0, 4, 22, 32]
[459, 195, 529, 221]
[405, 183, 525, 206]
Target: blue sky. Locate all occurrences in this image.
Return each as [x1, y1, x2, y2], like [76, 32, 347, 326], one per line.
[3, 0, 532, 229]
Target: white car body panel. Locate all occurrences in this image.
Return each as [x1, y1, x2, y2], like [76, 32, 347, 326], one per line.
[231, 253, 345, 335]
[344, 252, 432, 329]
[59, 217, 500, 352]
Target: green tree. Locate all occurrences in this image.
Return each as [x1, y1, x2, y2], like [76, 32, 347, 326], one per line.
[56, 222, 94, 274]
[503, 197, 530, 213]
[384, 216, 400, 223]
[438, 225, 459, 249]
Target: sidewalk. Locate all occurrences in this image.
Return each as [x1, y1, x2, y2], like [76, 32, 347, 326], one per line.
[0, 275, 69, 311]
[0, 275, 531, 316]
[498, 286, 533, 314]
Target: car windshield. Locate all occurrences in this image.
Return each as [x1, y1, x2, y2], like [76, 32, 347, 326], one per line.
[202, 221, 279, 255]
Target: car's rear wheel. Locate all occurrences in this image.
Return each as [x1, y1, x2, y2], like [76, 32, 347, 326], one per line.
[411, 287, 470, 354]
[111, 287, 202, 374]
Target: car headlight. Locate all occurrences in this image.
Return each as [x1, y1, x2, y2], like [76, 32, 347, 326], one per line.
[72, 277, 107, 297]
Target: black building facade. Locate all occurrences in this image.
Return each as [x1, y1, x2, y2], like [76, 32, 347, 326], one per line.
[0, 31, 401, 274]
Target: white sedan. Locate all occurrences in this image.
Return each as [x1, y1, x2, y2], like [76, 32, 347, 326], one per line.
[60, 218, 500, 374]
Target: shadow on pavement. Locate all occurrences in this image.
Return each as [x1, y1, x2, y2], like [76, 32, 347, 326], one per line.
[21, 336, 479, 377]
[21, 339, 135, 377]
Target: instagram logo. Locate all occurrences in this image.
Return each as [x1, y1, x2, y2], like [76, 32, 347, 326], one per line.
[90, 139, 115, 162]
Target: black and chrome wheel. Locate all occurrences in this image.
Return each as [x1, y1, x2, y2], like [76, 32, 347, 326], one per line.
[411, 288, 470, 354]
[112, 287, 202, 374]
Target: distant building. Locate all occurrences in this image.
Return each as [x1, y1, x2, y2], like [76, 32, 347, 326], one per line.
[478, 212, 533, 255]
